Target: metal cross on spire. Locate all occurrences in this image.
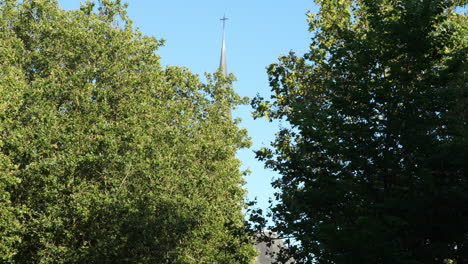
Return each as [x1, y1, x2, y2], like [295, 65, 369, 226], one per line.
[220, 15, 228, 31]
[219, 15, 228, 77]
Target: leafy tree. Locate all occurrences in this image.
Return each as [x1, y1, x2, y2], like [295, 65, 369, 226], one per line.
[0, 0, 255, 263]
[252, 0, 467, 263]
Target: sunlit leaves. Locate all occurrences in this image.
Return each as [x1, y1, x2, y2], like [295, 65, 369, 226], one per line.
[0, 0, 255, 263]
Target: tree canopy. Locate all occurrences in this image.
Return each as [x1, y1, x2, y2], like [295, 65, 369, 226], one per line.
[0, 0, 255, 263]
[252, 0, 467, 263]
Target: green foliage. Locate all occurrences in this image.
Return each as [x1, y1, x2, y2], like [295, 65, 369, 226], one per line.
[0, 0, 255, 263]
[252, 0, 467, 263]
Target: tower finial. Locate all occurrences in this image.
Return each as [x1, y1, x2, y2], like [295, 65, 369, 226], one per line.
[219, 15, 228, 77]
[220, 15, 228, 31]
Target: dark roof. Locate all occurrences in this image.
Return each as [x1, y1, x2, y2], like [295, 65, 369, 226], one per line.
[254, 231, 294, 264]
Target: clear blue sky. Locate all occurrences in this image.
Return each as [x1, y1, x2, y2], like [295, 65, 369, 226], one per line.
[59, 0, 318, 215]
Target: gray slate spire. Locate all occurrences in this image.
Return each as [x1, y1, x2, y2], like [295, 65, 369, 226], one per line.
[219, 15, 228, 76]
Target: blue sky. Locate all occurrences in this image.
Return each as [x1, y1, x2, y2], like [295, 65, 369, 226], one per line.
[59, 0, 318, 215]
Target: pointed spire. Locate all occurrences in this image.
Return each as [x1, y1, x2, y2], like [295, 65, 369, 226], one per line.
[219, 15, 228, 77]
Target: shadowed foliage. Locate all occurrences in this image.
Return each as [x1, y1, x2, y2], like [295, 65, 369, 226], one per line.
[252, 0, 467, 263]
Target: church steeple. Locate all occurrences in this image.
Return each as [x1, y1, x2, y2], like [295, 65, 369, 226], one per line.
[219, 15, 228, 77]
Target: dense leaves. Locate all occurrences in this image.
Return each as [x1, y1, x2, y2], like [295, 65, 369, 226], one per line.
[252, 0, 467, 263]
[0, 0, 255, 263]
